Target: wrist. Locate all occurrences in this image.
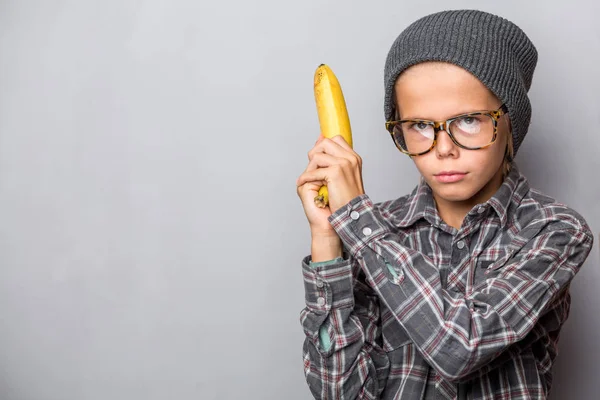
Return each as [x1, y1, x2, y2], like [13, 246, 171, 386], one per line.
[311, 234, 343, 263]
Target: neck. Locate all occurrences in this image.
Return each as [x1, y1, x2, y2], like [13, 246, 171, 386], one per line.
[433, 167, 504, 230]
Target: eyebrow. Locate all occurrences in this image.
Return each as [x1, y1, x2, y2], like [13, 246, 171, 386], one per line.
[397, 107, 492, 121]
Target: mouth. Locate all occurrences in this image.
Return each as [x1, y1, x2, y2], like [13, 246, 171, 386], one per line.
[433, 171, 468, 183]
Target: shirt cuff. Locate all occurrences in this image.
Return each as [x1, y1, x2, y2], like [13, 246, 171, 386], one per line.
[327, 194, 391, 258]
[302, 254, 354, 313]
[309, 256, 345, 268]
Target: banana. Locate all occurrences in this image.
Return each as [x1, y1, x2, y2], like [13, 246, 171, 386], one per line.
[313, 64, 353, 208]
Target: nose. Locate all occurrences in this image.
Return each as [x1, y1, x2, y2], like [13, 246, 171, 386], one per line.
[434, 128, 458, 158]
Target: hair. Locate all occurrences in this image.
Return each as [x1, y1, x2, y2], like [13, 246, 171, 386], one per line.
[502, 127, 514, 180]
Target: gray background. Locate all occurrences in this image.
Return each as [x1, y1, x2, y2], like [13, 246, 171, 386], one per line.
[0, 0, 597, 399]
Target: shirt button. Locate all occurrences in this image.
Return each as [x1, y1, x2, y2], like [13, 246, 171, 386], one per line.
[317, 297, 325, 306]
[456, 240, 465, 249]
[316, 280, 324, 288]
[350, 210, 360, 220]
[477, 207, 485, 214]
[362, 227, 372, 236]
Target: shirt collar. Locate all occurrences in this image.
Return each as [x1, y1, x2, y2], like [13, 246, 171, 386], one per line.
[486, 162, 529, 228]
[395, 162, 529, 229]
[395, 177, 443, 229]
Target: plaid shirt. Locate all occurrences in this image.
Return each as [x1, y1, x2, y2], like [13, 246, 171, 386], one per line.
[299, 164, 593, 399]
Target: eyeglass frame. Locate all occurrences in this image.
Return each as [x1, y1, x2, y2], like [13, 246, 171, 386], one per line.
[384, 104, 509, 157]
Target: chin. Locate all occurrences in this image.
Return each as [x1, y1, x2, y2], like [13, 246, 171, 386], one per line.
[428, 181, 480, 203]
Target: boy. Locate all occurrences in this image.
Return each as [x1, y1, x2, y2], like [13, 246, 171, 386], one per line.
[295, 9, 593, 400]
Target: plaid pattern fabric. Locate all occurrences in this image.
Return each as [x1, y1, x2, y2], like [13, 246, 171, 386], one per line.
[300, 164, 593, 399]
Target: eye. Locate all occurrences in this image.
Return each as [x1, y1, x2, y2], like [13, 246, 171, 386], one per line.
[407, 122, 434, 139]
[409, 122, 429, 130]
[454, 116, 482, 134]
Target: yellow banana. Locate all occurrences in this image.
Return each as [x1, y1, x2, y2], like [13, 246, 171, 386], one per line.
[313, 64, 353, 208]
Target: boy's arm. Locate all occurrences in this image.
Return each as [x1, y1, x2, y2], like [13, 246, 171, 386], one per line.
[328, 194, 594, 383]
[300, 251, 390, 399]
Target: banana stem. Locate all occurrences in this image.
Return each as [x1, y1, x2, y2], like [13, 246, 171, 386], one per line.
[314, 185, 329, 208]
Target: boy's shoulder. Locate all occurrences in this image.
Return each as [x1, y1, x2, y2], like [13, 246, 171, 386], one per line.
[512, 185, 591, 235]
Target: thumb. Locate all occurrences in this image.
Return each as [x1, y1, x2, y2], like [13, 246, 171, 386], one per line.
[315, 133, 325, 144]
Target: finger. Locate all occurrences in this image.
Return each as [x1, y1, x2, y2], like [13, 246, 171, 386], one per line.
[309, 137, 350, 159]
[329, 136, 361, 167]
[309, 138, 361, 169]
[330, 134, 353, 150]
[304, 152, 341, 172]
[298, 152, 347, 188]
[297, 159, 328, 186]
[331, 136, 362, 168]
[296, 166, 337, 188]
[308, 135, 332, 161]
[314, 133, 325, 145]
[296, 180, 325, 199]
[298, 161, 349, 187]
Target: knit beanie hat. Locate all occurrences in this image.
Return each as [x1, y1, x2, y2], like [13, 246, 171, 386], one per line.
[384, 9, 538, 155]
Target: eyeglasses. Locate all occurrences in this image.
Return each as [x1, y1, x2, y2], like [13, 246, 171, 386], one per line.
[385, 104, 509, 156]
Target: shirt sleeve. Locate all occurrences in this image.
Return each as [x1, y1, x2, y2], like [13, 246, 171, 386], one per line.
[328, 193, 594, 383]
[300, 252, 390, 399]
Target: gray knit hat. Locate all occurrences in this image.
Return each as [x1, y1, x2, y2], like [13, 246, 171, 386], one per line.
[384, 9, 538, 155]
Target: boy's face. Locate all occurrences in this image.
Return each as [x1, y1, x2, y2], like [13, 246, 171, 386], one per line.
[393, 62, 510, 206]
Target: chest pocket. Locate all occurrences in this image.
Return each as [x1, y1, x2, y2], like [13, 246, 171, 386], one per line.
[471, 223, 544, 288]
[471, 245, 516, 288]
[477, 248, 513, 270]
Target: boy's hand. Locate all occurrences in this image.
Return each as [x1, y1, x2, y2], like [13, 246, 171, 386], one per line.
[296, 134, 365, 235]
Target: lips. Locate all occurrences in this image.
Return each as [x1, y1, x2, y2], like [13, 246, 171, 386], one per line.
[433, 171, 468, 183]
